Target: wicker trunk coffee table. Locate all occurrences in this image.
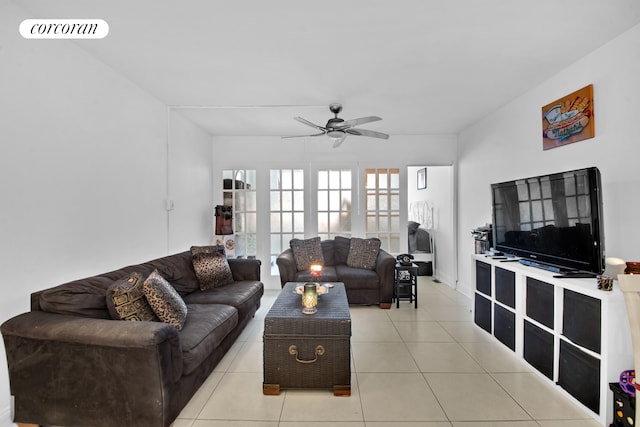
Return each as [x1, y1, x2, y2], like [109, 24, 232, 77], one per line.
[263, 282, 351, 396]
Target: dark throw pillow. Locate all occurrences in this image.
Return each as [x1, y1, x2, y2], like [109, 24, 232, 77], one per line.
[347, 237, 381, 270]
[143, 269, 188, 331]
[290, 237, 325, 272]
[191, 250, 234, 290]
[107, 272, 159, 322]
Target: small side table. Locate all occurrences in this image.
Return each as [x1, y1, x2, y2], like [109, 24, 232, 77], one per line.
[394, 262, 418, 308]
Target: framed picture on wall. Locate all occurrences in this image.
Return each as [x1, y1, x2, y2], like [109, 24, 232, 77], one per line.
[417, 168, 427, 190]
[542, 84, 594, 150]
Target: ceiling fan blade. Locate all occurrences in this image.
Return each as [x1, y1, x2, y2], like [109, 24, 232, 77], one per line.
[293, 116, 325, 131]
[346, 128, 390, 139]
[338, 116, 382, 129]
[282, 132, 326, 139]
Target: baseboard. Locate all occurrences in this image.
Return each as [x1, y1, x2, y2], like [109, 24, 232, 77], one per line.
[435, 272, 470, 299]
[433, 271, 452, 288]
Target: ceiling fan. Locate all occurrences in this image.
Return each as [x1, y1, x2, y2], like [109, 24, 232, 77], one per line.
[283, 103, 389, 148]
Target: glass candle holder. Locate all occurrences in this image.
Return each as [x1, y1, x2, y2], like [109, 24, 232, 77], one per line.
[302, 283, 317, 314]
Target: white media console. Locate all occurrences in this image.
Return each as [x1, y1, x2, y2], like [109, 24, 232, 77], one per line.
[472, 254, 633, 425]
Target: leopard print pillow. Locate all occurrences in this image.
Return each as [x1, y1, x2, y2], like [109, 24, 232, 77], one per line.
[107, 272, 159, 322]
[143, 270, 188, 331]
[192, 251, 234, 291]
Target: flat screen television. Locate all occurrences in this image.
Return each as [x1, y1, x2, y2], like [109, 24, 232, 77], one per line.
[491, 167, 604, 274]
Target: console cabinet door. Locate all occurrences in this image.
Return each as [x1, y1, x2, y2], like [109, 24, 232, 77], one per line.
[558, 339, 601, 414]
[494, 304, 515, 351]
[476, 260, 491, 296]
[523, 320, 554, 380]
[526, 277, 554, 329]
[495, 267, 515, 308]
[563, 289, 601, 353]
[474, 293, 492, 334]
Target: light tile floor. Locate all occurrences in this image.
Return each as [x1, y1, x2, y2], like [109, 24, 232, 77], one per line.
[172, 277, 601, 427]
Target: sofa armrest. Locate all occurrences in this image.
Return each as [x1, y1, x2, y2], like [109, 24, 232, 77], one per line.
[1, 311, 182, 426]
[1, 310, 179, 348]
[375, 248, 396, 305]
[276, 248, 297, 287]
[228, 258, 261, 281]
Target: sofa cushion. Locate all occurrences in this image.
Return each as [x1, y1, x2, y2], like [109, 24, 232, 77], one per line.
[143, 270, 188, 331]
[141, 251, 201, 296]
[334, 236, 351, 265]
[39, 278, 112, 319]
[182, 280, 263, 321]
[179, 303, 238, 376]
[191, 250, 234, 290]
[347, 237, 381, 270]
[106, 272, 159, 322]
[336, 265, 380, 289]
[290, 237, 325, 271]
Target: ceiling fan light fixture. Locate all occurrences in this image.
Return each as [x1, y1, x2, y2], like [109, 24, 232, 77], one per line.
[327, 130, 345, 141]
[328, 130, 347, 148]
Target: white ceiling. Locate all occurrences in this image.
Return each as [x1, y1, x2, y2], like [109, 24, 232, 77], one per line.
[15, 0, 640, 137]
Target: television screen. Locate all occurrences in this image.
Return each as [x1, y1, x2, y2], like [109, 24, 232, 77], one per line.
[491, 167, 604, 273]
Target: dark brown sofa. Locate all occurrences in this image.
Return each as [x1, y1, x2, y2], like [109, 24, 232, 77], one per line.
[276, 236, 395, 308]
[1, 250, 263, 427]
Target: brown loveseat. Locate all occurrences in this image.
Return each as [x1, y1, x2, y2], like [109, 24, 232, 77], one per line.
[1, 249, 263, 427]
[276, 236, 395, 308]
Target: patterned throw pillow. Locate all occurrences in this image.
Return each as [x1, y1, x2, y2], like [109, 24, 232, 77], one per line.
[191, 250, 234, 290]
[290, 237, 325, 272]
[107, 272, 159, 322]
[347, 237, 381, 270]
[143, 270, 188, 331]
[191, 244, 230, 289]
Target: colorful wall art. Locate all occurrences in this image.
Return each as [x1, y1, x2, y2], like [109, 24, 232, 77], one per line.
[542, 84, 594, 150]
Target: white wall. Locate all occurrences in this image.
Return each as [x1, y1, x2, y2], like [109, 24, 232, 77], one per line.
[168, 110, 214, 252]
[407, 166, 456, 287]
[456, 23, 640, 297]
[0, 3, 212, 424]
[212, 134, 458, 289]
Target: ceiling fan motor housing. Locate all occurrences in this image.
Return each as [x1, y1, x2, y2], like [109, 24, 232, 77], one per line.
[326, 117, 345, 129]
[329, 103, 343, 115]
